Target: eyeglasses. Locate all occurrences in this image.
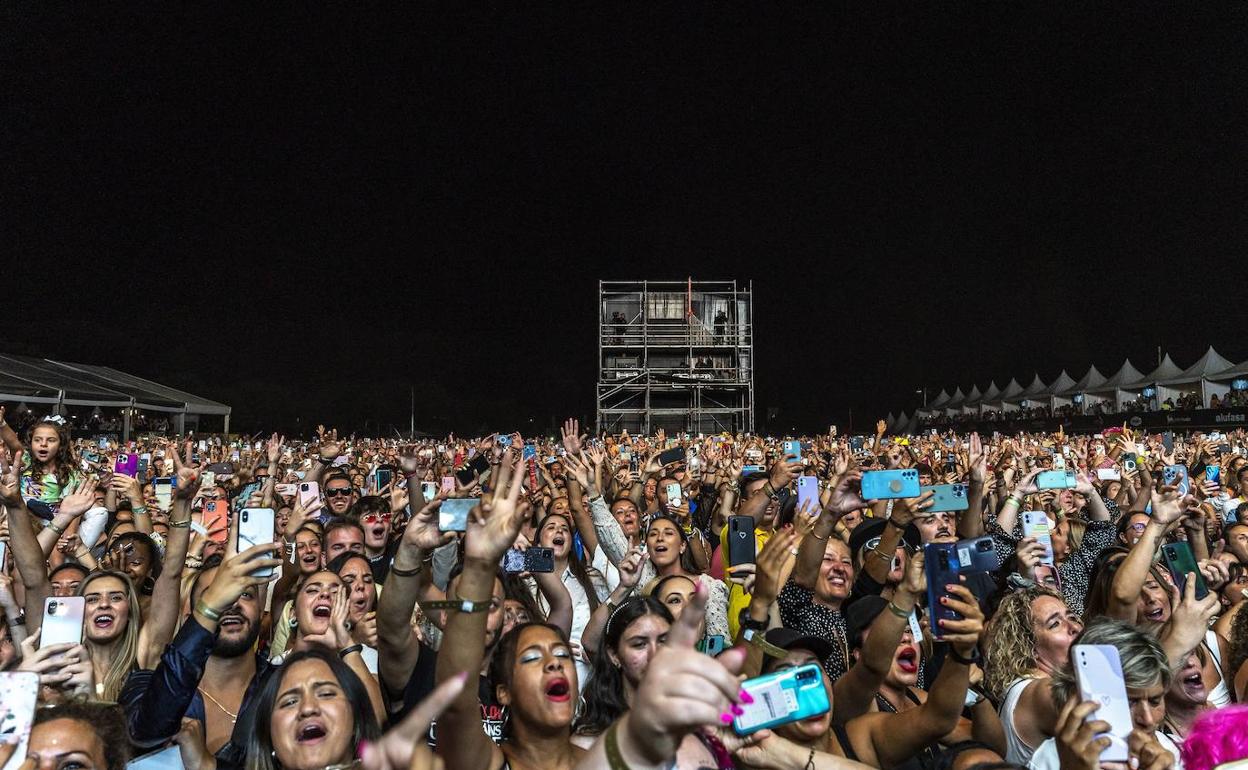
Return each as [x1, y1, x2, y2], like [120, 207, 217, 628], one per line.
[361, 512, 391, 525]
[325, 488, 354, 498]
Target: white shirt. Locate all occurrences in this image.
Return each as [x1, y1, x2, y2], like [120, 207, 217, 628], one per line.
[1029, 731, 1182, 770]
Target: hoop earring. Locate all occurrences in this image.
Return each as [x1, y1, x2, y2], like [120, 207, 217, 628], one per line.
[289, 616, 298, 630]
[142, 576, 156, 595]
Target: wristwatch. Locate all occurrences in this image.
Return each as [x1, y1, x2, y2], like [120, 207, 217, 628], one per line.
[737, 608, 767, 633]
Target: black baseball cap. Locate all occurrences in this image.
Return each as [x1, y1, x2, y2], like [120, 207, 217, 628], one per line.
[762, 627, 838, 663]
[843, 595, 889, 651]
[847, 517, 918, 562]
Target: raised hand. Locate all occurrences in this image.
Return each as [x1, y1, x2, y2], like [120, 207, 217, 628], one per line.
[1052, 696, 1113, 770]
[1148, 484, 1185, 528]
[266, 433, 284, 465]
[823, 469, 866, 519]
[936, 582, 984, 657]
[359, 671, 470, 770]
[401, 499, 454, 552]
[616, 548, 648, 590]
[749, 527, 800, 607]
[464, 455, 529, 563]
[560, 418, 583, 456]
[57, 479, 97, 518]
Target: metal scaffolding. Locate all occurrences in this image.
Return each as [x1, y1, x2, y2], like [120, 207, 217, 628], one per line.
[596, 279, 754, 435]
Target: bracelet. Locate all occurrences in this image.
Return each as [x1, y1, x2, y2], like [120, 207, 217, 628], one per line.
[389, 562, 422, 578]
[422, 593, 493, 614]
[168, 519, 191, 529]
[132, 505, 148, 516]
[762, 482, 779, 501]
[1003, 496, 1022, 508]
[886, 601, 912, 619]
[338, 643, 363, 659]
[805, 747, 816, 770]
[948, 646, 981, 666]
[869, 547, 893, 563]
[195, 599, 224, 623]
[46, 521, 65, 536]
[743, 627, 788, 659]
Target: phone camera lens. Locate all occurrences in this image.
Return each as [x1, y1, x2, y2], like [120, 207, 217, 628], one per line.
[48, 601, 58, 613]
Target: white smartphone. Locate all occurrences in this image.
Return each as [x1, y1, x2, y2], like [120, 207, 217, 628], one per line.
[359, 645, 379, 674]
[1073, 644, 1133, 763]
[125, 745, 185, 770]
[665, 482, 683, 508]
[1021, 511, 1054, 565]
[200, 471, 216, 489]
[0, 671, 39, 766]
[297, 482, 320, 510]
[1096, 468, 1121, 481]
[420, 481, 438, 503]
[40, 596, 85, 648]
[237, 508, 276, 578]
[153, 476, 174, 512]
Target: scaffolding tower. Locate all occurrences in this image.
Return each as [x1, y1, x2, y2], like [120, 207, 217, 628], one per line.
[596, 279, 754, 435]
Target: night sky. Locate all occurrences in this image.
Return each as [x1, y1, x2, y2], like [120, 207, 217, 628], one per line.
[5, 4, 1247, 436]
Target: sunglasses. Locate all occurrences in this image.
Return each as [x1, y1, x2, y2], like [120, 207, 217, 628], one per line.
[361, 512, 391, 525]
[325, 488, 354, 498]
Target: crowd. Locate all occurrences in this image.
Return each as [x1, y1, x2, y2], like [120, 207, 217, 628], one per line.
[2, 405, 1248, 770]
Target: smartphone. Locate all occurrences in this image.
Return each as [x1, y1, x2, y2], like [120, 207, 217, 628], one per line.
[782, 440, 801, 461]
[153, 476, 174, 512]
[373, 468, 393, 491]
[860, 469, 921, 500]
[657, 447, 685, 467]
[40, 596, 85, 648]
[0, 672, 39, 763]
[439, 498, 474, 532]
[1162, 464, 1190, 495]
[618, 447, 631, 462]
[1096, 468, 1121, 481]
[125, 744, 186, 770]
[1206, 465, 1221, 485]
[665, 482, 683, 509]
[236, 507, 276, 573]
[742, 464, 765, 475]
[924, 543, 961, 639]
[420, 481, 438, 502]
[200, 470, 216, 489]
[203, 500, 230, 544]
[440, 476, 456, 495]
[1162, 431, 1175, 452]
[295, 482, 320, 510]
[114, 453, 139, 477]
[727, 515, 756, 567]
[524, 546, 555, 573]
[921, 483, 969, 513]
[796, 476, 821, 515]
[502, 549, 527, 574]
[1022, 511, 1054, 565]
[0, 541, 7, 573]
[275, 483, 297, 498]
[1033, 564, 1062, 591]
[696, 635, 726, 656]
[522, 445, 537, 462]
[1120, 452, 1138, 472]
[955, 535, 997, 574]
[496, 434, 513, 447]
[849, 436, 865, 452]
[1073, 644, 1133, 762]
[1035, 469, 1077, 490]
[1161, 541, 1208, 601]
[733, 663, 830, 735]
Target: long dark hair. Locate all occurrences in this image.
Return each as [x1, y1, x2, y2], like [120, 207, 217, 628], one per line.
[575, 596, 673, 737]
[21, 418, 76, 489]
[246, 648, 381, 770]
[537, 513, 603, 611]
[486, 621, 569, 739]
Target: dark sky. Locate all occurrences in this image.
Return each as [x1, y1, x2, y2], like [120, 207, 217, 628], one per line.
[4, 4, 1247, 436]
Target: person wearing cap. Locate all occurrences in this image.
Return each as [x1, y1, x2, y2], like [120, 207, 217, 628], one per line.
[844, 512, 915, 608]
[738, 580, 987, 768]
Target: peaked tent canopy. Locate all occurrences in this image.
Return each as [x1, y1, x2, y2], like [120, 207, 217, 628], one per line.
[1160, 346, 1234, 385]
[928, 389, 953, 410]
[980, 381, 1002, 403]
[1095, 359, 1147, 391]
[1138, 354, 1184, 385]
[945, 387, 968, 410]
[998, 378, 1025, 402]
[962, 384, 984, 408]
[1019, 374, 1048, 399]
[1060, 365, 1108, 396]
[1044, 370, 1076, 397]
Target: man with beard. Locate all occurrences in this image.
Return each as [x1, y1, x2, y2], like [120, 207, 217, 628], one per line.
[121, 540, 283, 770]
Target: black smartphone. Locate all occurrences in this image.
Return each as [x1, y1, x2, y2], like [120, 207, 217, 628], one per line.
[1162, 432, 1175, 453]
[525, 547, 555, 573]
[727, 515, 756, 567]
[1161, 542, 1208, 601]
[455, 454, 491, 485]
[924, 542, 961, 640]
[954, 535, 996, 575]
[657, 447, 685, 467]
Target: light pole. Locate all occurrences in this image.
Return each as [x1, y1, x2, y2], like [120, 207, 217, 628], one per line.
[915, 388, 927, 408]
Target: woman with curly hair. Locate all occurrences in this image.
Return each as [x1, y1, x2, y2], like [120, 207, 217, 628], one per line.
[982, 585, 1083, 766]
[0, 411, 80, 514]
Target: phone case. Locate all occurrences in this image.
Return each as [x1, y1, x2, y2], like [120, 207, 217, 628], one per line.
[860, 469, 921, 500]
[41, 596, 85, 648]
[238, 507, 275, 554]
[1206, 465, 1221, 484]
[125, 744, 186, 770]
[420, 482, 438, 502]
[525, 547, 555, 573]
[1096, 468, 1121, 481]
[1161, 542, 1208, 600]
[1022, 511, 1054, 565]
[697, 635, 726, 656]
[1162, 465, 1190, 495]
[783, 440, 801, 460]
[796, 476, 821, 515]
[114, 453, 139, 477]
[440, 476, 456, 494]
[921, 483, 969, 513]
[502, 549, 526, 573]
[924, 543, 961, 639]
[374, 469, 393, 490]
[1120, 453, 1138, 472]
[727, 515, 756, 567]
[657, 447, 684, 466]
[439, 498, 474, 532]
[665, 483, 683, 508]
[733, 663, 830, 734]
[1035, 469, 1077, 490]
[955, 536, 997, 574]
[203, 500, 230, 544]
[0, 671, 38, 744]
[1073, 644, 1132, 762]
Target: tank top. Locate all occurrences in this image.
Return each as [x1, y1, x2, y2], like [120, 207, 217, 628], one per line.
[1204, 629, 1232, 707]
[999, 675, 1040, 766]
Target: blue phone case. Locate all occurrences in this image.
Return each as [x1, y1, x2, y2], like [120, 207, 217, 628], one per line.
[783, 440, 801, 460]
[1162, 464, 1190, 495]
[796, 476, 821, 514]
[733, 663, 830, 734]
[954, 535, 997, 574]
[1035, 469, 1077, 490]
[1206, 465, 1220, 484]
[861, 469, 920, 500]
[438, 499, 475, 532]
[924, 542, 962, 639]
[921, 483, 969, 512]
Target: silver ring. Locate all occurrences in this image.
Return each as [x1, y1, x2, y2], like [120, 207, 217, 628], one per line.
[789, 547, 800, 556]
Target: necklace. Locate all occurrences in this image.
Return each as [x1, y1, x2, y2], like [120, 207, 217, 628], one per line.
[198, 686, 239, 722]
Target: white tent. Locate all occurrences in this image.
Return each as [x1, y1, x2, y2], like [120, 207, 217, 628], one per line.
[0, 353, 231, 439]
[1158, 347, 1234, 406]
[960, 384, 984, 414]
[1088, 359, 1147, 410]
[995, 378, 1025, 413]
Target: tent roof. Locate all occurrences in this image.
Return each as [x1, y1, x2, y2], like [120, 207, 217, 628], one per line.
[1092, 359, 1146, 391]
[1060, 365, 1108, 396]
[1043, 370, 1076, 397]
[1209, 358, 1248, 381]
[928, 389, 952, 409]
[980, 381, 1002, 402]
[1142, 354, 1184, 384]
[1019, 374, 1048, 398]
[997, 378, 1025, 401]
[1159, 346, 1234, 384]
[0, 354, 230, 415]
[962, 384, 984, 407]
[945, 386, 968, 409]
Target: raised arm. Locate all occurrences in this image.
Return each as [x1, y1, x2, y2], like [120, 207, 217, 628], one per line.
[1107, 485, 1183, 621]
[1, 453, 50, 628]
[959, 433, 987, 539]
[793, 470, 864, 588]
[0, 408, 21, 460]
[435, 455, 528, 770]
[581, 549, 646, 655]
[533, 566, 574, 639]
[138, 466, 197, 668]
[562, 452, 601, 558]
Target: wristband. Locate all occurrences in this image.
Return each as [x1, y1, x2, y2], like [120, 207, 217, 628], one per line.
[132, 505, 148, 516]
[948, 646, 981, 666]
[338, 644, 363, 659]
[422, 594, 492, 614]
[737, 609, 767, 633]
[169, 519, 191, 529]
[46, 521, 65, 536]
[389, 562, 422, 578]
[886, 601, 912, 619]
[743, 627, 788, 659]
[195, 599, 224, 623]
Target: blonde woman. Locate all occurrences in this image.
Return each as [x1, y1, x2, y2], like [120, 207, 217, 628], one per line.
[982, 586, 1083, 766]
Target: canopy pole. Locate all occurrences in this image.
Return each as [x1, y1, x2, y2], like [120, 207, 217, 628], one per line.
[123, 399, 133, 443]
[223, 412, 230, 435]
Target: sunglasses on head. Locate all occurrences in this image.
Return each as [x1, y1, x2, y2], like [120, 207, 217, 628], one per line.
[325, 487, 353, 498]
